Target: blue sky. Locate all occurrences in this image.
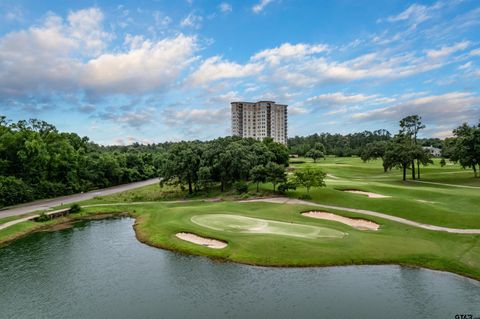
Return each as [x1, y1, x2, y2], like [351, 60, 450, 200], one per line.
[0, 0, 479, 144]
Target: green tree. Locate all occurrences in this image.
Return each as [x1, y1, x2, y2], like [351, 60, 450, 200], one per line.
[250, 165, 267, 192]
[384, 136, 415, 181]
[449, 122, 480, 177]
[305, 143, 325, 162]
[263, 137, 289, 166]
[265, 162, 286, 191]
[0, 176, 32, 208]
[160, 141, 203, 194]
[361, 141, 390, 172]
[399, 115, 425, 179]
[293, 166, 326, 193]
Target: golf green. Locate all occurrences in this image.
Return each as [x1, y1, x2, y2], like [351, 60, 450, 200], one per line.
[191, 214, 347, 239]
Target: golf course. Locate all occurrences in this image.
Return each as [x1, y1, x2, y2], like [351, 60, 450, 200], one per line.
[1, 156, 479, 281]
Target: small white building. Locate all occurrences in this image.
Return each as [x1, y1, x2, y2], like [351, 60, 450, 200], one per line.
[231, 101, 288, 145]
[423, 146, 442, 157]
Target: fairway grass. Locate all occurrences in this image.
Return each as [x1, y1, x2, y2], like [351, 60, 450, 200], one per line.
[287, 157, 480, 228]
[191, 214, 346, 239]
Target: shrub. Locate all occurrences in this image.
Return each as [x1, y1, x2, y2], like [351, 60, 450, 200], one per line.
[35, 212, 50, 222]
[69, 203, 81, 214]
[278, 181, 297, 194]
[234, 181, 248, 194]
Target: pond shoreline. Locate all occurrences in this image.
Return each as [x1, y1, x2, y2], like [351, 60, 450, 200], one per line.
[1, 210, 479, 283]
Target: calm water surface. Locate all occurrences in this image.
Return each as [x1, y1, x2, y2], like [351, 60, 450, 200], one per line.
[0, 218, 479, 319]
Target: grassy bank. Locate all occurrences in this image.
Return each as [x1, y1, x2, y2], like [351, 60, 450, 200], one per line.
[1, 200, 479, 280]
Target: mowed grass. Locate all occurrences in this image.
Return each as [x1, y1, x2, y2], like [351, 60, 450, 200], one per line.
[287, 157, 480, 228]
[191, 214, 346, 238]
[64, 201, 480, 280]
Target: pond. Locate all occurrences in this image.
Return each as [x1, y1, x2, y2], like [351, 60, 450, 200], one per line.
[0, 218, 479, 319]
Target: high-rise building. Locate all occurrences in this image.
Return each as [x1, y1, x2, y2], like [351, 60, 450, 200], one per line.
[231, 101, 288, 145]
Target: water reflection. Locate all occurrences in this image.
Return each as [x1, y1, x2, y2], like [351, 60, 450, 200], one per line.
[0, 217, 479, 319]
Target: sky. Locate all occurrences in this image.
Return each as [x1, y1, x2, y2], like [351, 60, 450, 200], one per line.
[0, 0, 479, 144]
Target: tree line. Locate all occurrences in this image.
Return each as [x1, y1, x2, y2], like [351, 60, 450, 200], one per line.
[2, 114, 478, 208]
[288, 130, 392, 157]
[159, 136, 290, 193]
[0, 117, 164, 208]
[288, 129, 446, 158]
[360, 116, 480, 180]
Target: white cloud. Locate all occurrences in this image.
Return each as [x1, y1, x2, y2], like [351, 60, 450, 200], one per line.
[169, 108, 229, 125]
[325, 107, 348, 116]
[257, 43, 462, 87]
[252, 0, 274, 14]
[161, 106, 230, 138]
[431, 130, 454, 139]
[219, 3, 233, 13]
[458, 61, 473, 70]
[180, 12, 203, 29]
[386, 2, 443, 28]
[387, 4, 430, 24]
[100, 107, 156, 128]
[82, 34, 197, 94]
[67, 8, 110, 55]
[307, 92, 376, 105]
[470, 48, 480, 56]
[252, 43, 328, 65]
[0, 8, 198, 98]
[153, 11, 172, 28]
[289, 106, 310, 115]
[187, 56, 263, 86]
[114, 136, 153, 145]
[352, 92, 480, 127]
[425, 41, 470, 59]
[0, 14, 80, 96]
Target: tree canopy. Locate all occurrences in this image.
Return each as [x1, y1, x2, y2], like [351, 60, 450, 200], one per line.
[448, 122, 480, 177]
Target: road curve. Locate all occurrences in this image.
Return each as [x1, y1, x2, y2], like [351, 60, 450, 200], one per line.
[241, 197, 480, 234]
[0, 178, 160, 219]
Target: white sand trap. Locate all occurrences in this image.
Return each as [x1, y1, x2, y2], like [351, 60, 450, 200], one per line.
[344, 190, 391, 198]
[191, 214, 346, 239]
[302, 211, 379, 231]
[175, 232, 227, 249]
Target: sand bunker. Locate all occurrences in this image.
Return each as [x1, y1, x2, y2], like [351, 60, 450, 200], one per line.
[191, 214, 346, 239]
[175, 232, 227, 249]
[343, 190, 391, 198]
[302, 211, 379, 231]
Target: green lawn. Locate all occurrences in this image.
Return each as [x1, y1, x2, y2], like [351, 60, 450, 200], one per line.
[286, 157, 480, 228]
[70, 201, 479, 280]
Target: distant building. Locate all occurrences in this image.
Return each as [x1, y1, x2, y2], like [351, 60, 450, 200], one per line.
[423, 146, 442, 157]
[231, 101, 288, 145]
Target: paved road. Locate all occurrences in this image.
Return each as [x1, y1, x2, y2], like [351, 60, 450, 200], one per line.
[0, 178, 160, 219]
[243, 197, 480, 234]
